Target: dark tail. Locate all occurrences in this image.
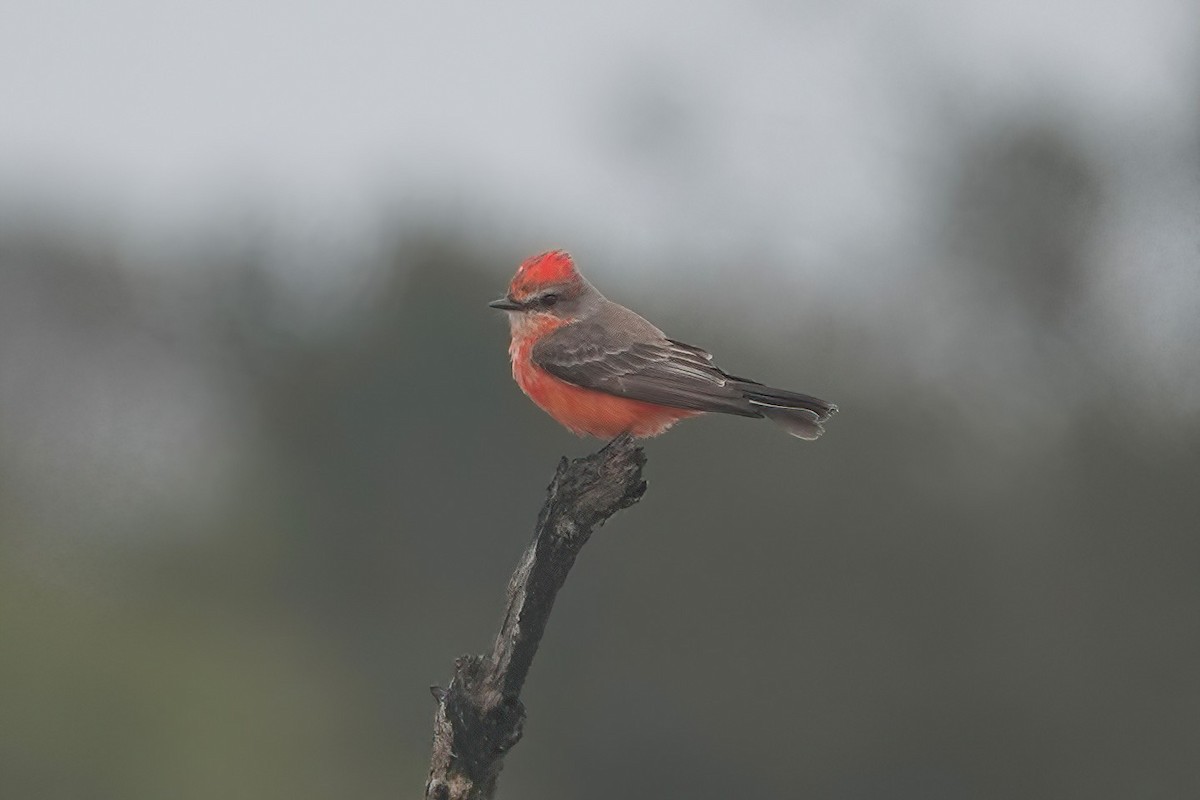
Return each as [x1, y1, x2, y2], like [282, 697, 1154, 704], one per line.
[734, 381, 838, 440]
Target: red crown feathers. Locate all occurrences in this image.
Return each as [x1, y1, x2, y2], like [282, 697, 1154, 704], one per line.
[509, 250, 578, 296]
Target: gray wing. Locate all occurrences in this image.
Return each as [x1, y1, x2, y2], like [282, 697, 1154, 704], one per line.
[530, 320, 760, 417]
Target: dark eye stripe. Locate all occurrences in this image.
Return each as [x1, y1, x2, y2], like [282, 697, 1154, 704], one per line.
[541, 293, 559, 307]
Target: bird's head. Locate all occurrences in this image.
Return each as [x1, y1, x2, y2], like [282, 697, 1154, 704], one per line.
[489, 250, 600, 321]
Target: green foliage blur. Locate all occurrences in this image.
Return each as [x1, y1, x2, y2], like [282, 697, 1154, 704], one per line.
[2, 124, 1199, 800]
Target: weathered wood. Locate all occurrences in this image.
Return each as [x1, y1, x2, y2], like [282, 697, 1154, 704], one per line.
[424, 434, 647, 800]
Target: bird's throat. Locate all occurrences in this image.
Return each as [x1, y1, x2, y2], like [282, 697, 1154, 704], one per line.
[507, 313, 571, 359]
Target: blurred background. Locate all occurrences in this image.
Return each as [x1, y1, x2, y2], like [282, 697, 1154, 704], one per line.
[2, 2, 1199, 798]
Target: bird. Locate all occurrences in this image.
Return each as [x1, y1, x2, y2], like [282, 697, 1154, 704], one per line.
[489, 250, 837, 440]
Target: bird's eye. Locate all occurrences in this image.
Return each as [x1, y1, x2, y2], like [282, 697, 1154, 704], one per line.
[541, 293, 559, 307]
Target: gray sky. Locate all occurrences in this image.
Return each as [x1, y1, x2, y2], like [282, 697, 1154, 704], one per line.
[2, 0, 1195, 269]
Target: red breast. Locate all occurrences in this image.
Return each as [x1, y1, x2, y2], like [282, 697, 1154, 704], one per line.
[509, 319, 697, 439]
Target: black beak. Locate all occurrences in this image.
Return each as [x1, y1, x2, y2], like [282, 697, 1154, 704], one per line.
[488, 297, 523, 311]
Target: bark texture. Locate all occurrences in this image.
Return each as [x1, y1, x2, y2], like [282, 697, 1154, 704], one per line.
[425, 434, 647, 800]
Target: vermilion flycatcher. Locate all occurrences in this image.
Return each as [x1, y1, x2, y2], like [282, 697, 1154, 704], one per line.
[490, 250, 838, 440]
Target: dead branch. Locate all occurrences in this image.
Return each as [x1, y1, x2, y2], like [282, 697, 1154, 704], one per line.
[424, 433, 647, 800]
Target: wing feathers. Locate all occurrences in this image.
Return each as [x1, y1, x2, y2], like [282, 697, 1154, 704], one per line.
[530, 315, 835, 436]
[532, 323, 757, 416]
